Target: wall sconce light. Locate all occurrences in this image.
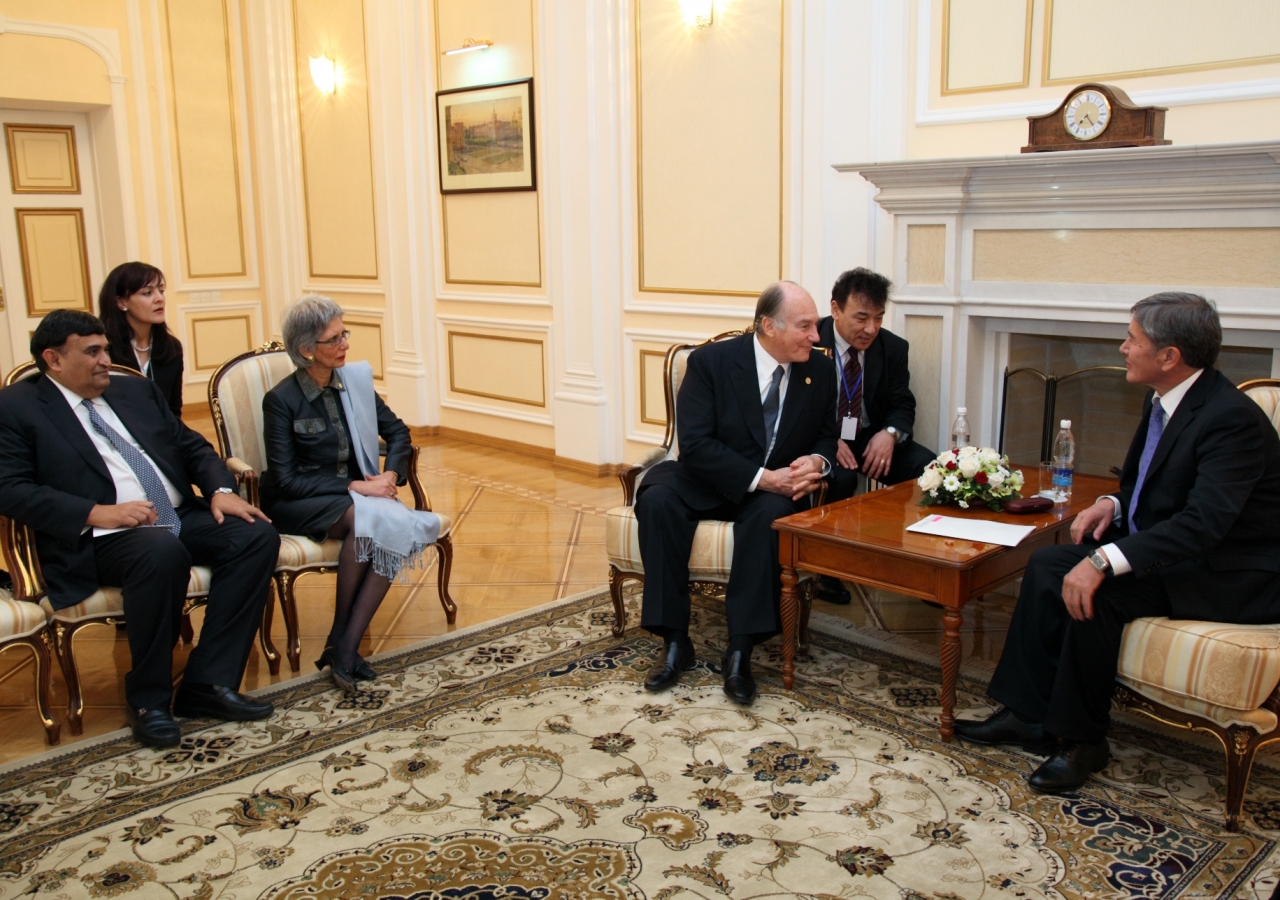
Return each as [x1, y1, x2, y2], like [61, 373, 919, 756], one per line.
[679, 0, 714, 28]
[310, 55, 338, 94]
[443, 38, 493, 56]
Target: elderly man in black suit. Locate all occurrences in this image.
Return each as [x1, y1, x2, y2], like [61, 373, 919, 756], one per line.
[813, 267, 935, 603]
[0, 310, 280, 748]
[956, 292, 1280, 792]
[635, 281, 838, 704]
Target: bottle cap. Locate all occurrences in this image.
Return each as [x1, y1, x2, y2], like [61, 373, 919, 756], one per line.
[957, 407, 967, 415]
[1060, 419, 1071, 428]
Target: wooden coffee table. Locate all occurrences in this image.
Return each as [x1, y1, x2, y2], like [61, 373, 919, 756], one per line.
[773, 472, 1117, 742]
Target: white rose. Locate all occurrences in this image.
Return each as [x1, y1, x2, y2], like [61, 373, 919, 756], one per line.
[958, 457, 980, 478]
[957, 446, 979, 459]
[978, 447, 1001, 464]
[986, 469, 1005, 487]
[958, 500, 969, 509]
[943, 474, 962, 493]
[937, 450, 956, 467]
[919, 467, 943, 492]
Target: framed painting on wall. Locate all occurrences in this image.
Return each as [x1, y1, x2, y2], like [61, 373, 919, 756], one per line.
[435, 78, 536, 194]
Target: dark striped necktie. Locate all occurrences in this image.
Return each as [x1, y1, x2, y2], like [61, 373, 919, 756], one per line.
[82, 399, 181, 535]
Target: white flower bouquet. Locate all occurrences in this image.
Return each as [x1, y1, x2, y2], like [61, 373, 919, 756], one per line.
[917, 446, 1025, 511]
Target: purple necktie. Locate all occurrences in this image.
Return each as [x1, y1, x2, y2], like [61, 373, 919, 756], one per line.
[1128, 397, 1164, 534]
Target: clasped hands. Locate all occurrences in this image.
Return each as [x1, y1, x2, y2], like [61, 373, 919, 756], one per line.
[349, 470, 399, 499]
[1060, 497, 1117, 622]
[758, 454, 825, 501]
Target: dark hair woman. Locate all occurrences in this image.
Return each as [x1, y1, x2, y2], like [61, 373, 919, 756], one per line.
[97, 262, 184, 417]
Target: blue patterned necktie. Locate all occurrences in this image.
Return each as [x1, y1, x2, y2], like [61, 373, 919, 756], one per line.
[762, 365, 784, 452]
[1128, 397, 1164, 534]
[81, 399, 181, 535]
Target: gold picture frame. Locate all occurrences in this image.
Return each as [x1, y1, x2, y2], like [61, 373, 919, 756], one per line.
[15, 208, 92, 317]
[4, 125, 80, 194]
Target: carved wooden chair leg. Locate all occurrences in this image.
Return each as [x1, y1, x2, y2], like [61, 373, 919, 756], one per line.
[179, 612, 195, 645]
[435, 535, 457, 624]
[56, 621, 87, 736]
[26, 629, 60, 745]
[260, 581, 281, 676]
[275, 571, 303, 673]
[1224, 724, 1265, 831]
[608, 566, 632, 637]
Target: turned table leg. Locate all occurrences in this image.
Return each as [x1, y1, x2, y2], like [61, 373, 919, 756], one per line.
[781, 564, 798, 689]
[939, 605, 963, 742]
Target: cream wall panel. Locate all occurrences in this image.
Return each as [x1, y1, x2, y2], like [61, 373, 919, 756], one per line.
[637, 0, 783, 295]
[190, 314, 252, 371]
[1046, 0, 1280, 82]
[16, 209, 90, 315]
[973, 228, 1280, 288]
[435, 0, 535, 92]
[0, 34, 111, 107]
[443, 193, 541, 286]
[944, 0, 1030, 92]
[903, 315, 944, 452]
[448, 330, 546, 407]
[639, 349, 667, 426]
[166, 0, 246, 278]
[907, 224, 946, 285]
[345, 319, 384, 379]
[5, 126, 79, 193]
[294, 0, 379, 280]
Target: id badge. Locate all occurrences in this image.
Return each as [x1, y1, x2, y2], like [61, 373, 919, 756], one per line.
[840, 416, 859, 441]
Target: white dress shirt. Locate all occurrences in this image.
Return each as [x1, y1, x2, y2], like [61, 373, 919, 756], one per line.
[50, 377, 184, 537]
[1100, 368, 1204, 575]
[831, 328, 868, 428]
[747, 334, 830, 492]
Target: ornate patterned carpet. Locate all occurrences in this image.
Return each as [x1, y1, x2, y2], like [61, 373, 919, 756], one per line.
[2, 588, 1280, 899]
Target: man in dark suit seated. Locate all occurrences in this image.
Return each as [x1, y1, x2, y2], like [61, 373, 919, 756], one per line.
[813, 267, 935, 603]
[636, 281, 838, 704]
[0, 310, 281, 748]
[955, 292, 1280, 792]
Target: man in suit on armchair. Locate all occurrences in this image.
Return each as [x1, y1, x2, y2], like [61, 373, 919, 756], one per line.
[955, 292, 1280, 792]
[0, 310, 281, 748]
[636, 281, 838, 704]
[814, 267, 935, 603]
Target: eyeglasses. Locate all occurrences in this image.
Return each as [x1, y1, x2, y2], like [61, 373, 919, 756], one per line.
[315, 330, 351, 347]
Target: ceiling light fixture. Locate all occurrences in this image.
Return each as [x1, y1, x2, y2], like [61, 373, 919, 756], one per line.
[309, 55, 338, 94]
[443, 38, 493, 56]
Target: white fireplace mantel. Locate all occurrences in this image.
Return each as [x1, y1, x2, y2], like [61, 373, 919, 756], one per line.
[831, 141, 1280, 453]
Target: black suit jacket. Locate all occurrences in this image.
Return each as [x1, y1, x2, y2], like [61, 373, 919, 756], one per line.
[1110, 368, 1280, 621]
[0, 373, 236, 607]
[260, 370, 412, 505]
[815, 317, 916, 452]
[108, 341, 184, 418]
[642, 333, 839, 510]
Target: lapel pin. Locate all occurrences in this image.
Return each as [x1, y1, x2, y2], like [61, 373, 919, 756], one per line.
[805, 377, 811, 385]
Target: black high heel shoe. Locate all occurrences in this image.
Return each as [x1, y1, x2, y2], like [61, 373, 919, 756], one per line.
[318, 644, 376, 682]
[314, 647, 358, 696]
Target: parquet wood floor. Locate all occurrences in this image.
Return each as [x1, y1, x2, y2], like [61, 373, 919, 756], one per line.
[0, 410, 1014, 765]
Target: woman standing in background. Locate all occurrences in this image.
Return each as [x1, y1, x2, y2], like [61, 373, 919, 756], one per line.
[98, 262, 185, 417]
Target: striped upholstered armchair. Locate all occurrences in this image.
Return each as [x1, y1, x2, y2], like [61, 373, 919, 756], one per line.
[604, 330, 820, 641]
[1112, 377, 1280, 831]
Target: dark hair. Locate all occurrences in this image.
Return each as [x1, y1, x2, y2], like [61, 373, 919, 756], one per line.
[752, 280, 802, 330]
[1130, 292, 1221, 369]
[97, 262, 180, 365]
[31, 310, 106, 372]
[831, 267, 891, 310]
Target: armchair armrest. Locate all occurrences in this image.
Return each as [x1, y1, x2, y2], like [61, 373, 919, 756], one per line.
[224, 457, 261, 507]
[0, 515, 47, 603]
[619, 446, 671, 506]
[407, 445, 431, 512]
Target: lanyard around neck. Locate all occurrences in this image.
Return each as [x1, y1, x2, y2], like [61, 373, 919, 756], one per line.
[837, 349, 864, 408]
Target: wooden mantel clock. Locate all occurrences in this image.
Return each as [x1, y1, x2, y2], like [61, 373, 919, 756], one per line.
[1022, 83, 1170, 153]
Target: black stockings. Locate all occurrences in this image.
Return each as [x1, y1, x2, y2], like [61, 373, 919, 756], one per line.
[325, 505, 392, 669]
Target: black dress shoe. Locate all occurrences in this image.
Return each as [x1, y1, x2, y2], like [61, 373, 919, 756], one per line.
[815, 575, 851, 605]
[127, 707, 181, 748]
[954, 708, 1051, 753]
[1028, 739, 1109, 793]
[722, 650, 757, 705]
[319, 644, 377, 681]
[173, 683, 274, 721]
[645, 635, 696, 692]
[315, 647, 359, 696]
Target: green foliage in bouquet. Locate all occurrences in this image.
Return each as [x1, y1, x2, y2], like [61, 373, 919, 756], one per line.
[917, 446, 1025, 512]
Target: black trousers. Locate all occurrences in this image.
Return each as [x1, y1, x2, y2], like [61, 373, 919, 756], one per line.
[986, 543, 1170, 742]
[828, 437, 935, 502]
[635, 483, 798, 640]
[94, 503, 280, 711]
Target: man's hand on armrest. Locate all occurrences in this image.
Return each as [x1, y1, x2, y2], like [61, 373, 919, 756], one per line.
[86, 501, 159, 530]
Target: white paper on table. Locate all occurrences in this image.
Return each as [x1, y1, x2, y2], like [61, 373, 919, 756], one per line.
[906, 514, 1036, 547]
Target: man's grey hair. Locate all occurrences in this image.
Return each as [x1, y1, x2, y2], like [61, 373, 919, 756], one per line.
[282, 293, 345, 368]
[1130, 292, 1221, 370]
[752, 280, 803, 331]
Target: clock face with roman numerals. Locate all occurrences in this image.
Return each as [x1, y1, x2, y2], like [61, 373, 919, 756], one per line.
[1063, 89, 1112, 141]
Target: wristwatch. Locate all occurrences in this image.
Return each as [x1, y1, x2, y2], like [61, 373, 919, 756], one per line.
[1087, 549, 1112, 576]
[213, 487, 236, 496]
[885, 426, 907, 444]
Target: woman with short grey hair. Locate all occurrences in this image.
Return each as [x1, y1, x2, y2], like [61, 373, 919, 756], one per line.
[260, 295, 441, 695]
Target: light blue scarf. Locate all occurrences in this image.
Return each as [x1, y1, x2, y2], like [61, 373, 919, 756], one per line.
[336, 361, 441, 579]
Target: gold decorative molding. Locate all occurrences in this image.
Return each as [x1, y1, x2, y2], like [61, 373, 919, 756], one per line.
[941, 0, 1033, 95]
[638, 348, 668, 426]
[4, 125, 80, 194]
[15, 208, 92, 317]
[447, 330, 546, 407]
[190, 314, 252, 370]
[165, 0, 248, 278]
[635, 0, 784, 297]
[345, 318, 385, 379]
[441, 194, 542, 287]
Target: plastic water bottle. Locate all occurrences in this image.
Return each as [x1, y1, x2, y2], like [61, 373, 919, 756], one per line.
[1051, 419, 1075, 506]
[950, 407, 970, 449]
